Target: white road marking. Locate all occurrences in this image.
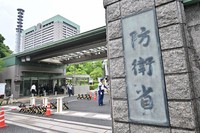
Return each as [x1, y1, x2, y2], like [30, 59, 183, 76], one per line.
[71, 112, 89, 116]
[5, 112, 112, 133]
[93, 114, 110, 119]
[3, 105, 111, 120]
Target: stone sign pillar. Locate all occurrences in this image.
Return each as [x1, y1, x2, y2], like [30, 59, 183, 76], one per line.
[104, 0, 200, 132]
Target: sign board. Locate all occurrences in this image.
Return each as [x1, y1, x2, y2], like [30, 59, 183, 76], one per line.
[122, 8, 169, 126]
[0, 83, 6, 95]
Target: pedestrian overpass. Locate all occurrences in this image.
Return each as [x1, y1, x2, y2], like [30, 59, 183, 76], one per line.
[17, 26, 107, 65]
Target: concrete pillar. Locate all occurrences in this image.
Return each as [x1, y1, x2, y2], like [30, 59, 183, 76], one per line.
[56, 97, 63, 113]
[42, 97, 48, 107]
[30, 97, 35, 106]
[104, 0, 200, 132]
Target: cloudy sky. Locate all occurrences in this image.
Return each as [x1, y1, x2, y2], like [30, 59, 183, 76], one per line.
[0, 0, 106, 51]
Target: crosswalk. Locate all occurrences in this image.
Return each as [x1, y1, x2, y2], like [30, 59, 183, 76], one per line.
[54, 110, 111, 120]
[2, 105, 112, 133]
[5, 111, 112, 133]
[2, 105, 111, 120]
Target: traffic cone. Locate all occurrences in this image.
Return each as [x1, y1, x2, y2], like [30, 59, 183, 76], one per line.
[89, 92, 92, 99]
[94, 92, 97, 101]
[45, 102, 51, 116]
[0, 107, 6, 128]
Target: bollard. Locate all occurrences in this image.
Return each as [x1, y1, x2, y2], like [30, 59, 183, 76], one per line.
[30, 97, 36, 106]
[42, 97, 48, 107]
[55, 91, 57, 96]
[56, 97, 63, 113]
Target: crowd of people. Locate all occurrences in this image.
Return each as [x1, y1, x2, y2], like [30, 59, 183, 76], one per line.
[30, 83, 74, 97]
[30, 83, 51, 96]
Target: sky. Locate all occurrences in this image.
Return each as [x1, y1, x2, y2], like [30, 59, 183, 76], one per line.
[0, 0, 106, 51]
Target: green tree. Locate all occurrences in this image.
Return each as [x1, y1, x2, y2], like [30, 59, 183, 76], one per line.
[66, 60, 103, 81]
[0, 34, 12, 71]
[90, 67, 103, 81]
[0, 59, 4, 72]
[0, 34, 13, 58]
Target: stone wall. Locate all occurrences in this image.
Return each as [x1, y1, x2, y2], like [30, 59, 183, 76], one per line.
[104, 0, 200, 132]
[185, 3, 200, 132]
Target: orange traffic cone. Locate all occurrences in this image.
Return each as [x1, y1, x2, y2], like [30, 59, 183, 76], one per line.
[94, 92, 97, 101]
[89, 92, 92, 98]
[0, 107, 6, 128]
[45, 102, 51, 116]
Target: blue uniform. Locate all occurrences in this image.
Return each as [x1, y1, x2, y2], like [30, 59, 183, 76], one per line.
[98, 82, 107, 106]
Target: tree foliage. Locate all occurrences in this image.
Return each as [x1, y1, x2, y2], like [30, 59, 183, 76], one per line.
[66, 60, 103, 81]
[0, 34, 13, 58]
[0, 34, 13, 71]
[0, 59, 4, 72]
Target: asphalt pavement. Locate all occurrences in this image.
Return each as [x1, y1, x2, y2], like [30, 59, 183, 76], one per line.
[12, 93, 111, 114]
[0, 93, 112, 133]
[1, 123, 45, 133]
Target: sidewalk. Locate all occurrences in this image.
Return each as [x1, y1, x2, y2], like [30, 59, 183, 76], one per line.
[2, 94, 112, 132]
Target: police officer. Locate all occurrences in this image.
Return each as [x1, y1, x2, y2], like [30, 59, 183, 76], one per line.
[98, 78, 108, 106]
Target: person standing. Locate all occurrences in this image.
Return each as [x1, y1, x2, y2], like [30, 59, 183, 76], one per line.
[30, 83, 36, 97]
[54, 84, 59, 95]
[68, 84, 73, 97]
[98, 78, 108, 106]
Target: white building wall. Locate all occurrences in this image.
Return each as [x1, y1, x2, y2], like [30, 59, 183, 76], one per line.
[22, 19, 79, 51]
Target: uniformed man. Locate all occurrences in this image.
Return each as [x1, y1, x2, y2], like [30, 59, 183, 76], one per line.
[98, 78, 108, 106]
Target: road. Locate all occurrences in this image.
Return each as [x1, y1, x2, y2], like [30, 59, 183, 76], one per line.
[0, 94, 112, 133]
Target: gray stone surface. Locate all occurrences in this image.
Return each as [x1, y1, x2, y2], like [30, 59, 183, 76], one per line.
[186, 3, 200, 100]
[187, 25, 200, 60]
[156, 1, 184, 28]
[110, 78, 127, 99]
[113, 100, 128, 122]
[159, 24, 184, 50]
[165, 73, 192, 99]
[107, 20, 122, 40]
[190, 60, 200, 98]
[121, 0, 154, 17]
[155, 0, 175, 6]
[107, 2, 120, 22]
[171, 129, 196, 133]
[109, 57, 125, 78]
[196, 99, 200, 128]
[185, 4, 200, 27]
[113, 122, 130, 133]
[187, 38, 200, 98]
[162, 48, 188, 74]
[108, 38, 123, 59]
[106, 0, 200, 132]
[130, 124, 170, 133]
[168, 101, 195, 129]
[103, 0, 119, 7]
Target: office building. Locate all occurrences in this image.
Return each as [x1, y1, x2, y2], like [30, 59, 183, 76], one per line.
[21, 15, 80, 51]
